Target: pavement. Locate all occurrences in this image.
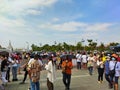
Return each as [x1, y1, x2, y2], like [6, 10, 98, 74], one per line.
[4, 68, 119, 90]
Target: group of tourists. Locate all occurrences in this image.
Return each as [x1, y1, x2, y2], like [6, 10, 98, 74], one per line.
[0, 50, 120, 90]
[104, 53, 120, 90]
[76, 51, 120, 90]
[0, 52, 22, 90]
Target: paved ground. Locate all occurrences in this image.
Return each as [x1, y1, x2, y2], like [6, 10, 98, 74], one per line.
[4, 68, 120, 90]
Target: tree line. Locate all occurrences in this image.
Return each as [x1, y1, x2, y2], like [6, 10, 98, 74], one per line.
[31, 39, 119, 52]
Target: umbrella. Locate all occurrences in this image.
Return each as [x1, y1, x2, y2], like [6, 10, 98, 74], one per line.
[0, 51, 9, 57]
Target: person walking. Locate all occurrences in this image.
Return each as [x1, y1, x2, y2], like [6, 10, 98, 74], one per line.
[81, 52, 88, 69]
[0, 55, 8, 85]
[61, 56, 73, 90]
[27, 54, 41, 90]
[6, 55, 13, 82]
[87, 53, 94, 75]
[104, 56, 113, 88]
[76, 52, 82, 70]
[45, 57, 56, 90]
[11, 56, 19, 81]
[109, 56, 117, 88]
[114, 58, 120, 90]
[97, 56, 104, 83]
[19, 62, 29, 84]
[19, 53, 31, 84]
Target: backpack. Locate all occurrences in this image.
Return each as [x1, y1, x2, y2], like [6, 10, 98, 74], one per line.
[30, 60, 41, 82]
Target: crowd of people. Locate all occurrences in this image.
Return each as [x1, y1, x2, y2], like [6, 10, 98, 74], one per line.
[0, 50, 120, 90]
[76, 51, 120, 90]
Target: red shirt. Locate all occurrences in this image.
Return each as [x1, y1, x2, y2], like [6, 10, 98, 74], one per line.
[117, 57, 120, 62]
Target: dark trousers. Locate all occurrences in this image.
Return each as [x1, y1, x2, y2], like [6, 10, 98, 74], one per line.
[47, 78, 54, 90]
[23, 70, 28, 82]
[105, 74, 113, 88]
[77, 62, 81, 69]
[97, 68, 104, 81]
[105, 74, 111, 83]
[63, 73, 71, 89]
[6, 67, 10, 81]
[109, 72, 114, 83]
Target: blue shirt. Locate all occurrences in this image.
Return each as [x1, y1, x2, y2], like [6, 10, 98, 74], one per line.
[104, 60, 110, 74]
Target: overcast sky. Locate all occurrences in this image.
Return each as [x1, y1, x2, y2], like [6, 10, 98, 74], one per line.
[0, 0, 120, 49]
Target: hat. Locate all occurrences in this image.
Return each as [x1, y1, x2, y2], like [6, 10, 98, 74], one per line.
[111, 54, 118, 58]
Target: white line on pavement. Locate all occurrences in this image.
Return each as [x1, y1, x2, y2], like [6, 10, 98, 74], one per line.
[40, 74, 90, 82]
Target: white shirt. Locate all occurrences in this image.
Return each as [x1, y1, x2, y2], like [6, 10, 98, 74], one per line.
[109, 61, 116, 70]
[28, 58, 43, 66]
[45, 61, 56, 83]
[97, 60, 104, 68]
[82, 55, 87, 63]
[76, 54, 82, 62]
[87, 56, 94, 61]
[12, 60, 18, 67]
[8, 57, 13, 67]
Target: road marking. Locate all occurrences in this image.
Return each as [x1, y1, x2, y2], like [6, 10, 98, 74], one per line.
[40, 74, 91, 82]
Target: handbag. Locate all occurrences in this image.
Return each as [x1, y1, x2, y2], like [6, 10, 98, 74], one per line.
[109, 69, 115, 76]
[109, 62, 117, 76]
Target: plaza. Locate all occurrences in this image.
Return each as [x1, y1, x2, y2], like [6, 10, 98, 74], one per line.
[5, 68, 118, 90]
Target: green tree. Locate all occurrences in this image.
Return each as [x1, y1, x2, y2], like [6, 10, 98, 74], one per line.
[42, 44, 50, 51]
[76, 42, 83, 50]
[31, 44, 40, 51]
[109, 42, 119, 46]
[63, 42, 69, 51]
[98, 42, 105, 51]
